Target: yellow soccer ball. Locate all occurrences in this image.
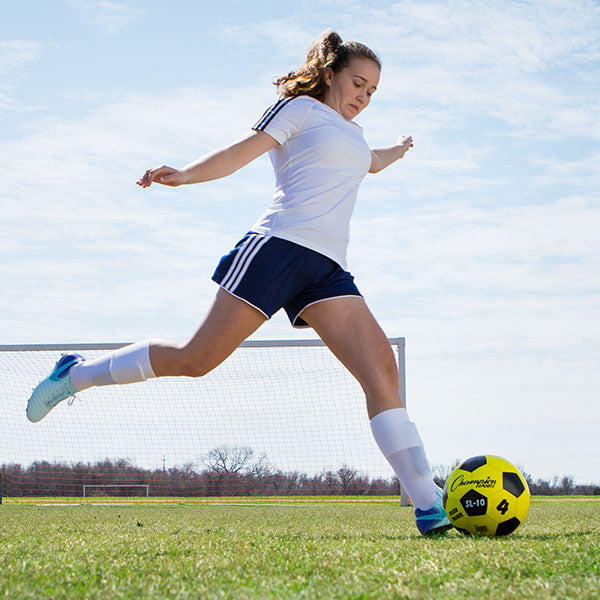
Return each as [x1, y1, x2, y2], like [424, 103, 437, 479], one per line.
[443, 455, 531, 536]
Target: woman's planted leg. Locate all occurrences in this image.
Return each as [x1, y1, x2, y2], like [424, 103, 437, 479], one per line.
[300, 296, 451, 534]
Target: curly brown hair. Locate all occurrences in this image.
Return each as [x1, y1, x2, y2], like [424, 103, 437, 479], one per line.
[275, 30, 381, 100]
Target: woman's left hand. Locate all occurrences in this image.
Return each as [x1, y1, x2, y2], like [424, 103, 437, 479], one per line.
[369, 135, 414, 173]
[396, 135, 414, 158]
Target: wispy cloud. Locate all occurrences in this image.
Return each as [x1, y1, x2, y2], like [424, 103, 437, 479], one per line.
[67, 0, 145, 34]
[0, 40, 45, 76]
[222, 19, 315, 58]
[0, 84, 277, 341]
[0, 40, 48, 119]
[225, 1, 600, 141]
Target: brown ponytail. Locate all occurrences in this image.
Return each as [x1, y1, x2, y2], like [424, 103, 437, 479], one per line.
[275, 30, 381, 100]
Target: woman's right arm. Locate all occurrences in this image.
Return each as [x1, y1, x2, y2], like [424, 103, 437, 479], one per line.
[137, 130, 279, 188]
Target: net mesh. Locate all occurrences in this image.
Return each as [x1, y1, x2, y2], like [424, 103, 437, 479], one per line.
[0, 341, 404, 503]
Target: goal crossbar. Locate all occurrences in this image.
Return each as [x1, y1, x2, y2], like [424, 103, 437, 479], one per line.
[0, 338, 405, 350]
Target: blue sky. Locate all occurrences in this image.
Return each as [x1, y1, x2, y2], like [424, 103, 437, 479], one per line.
[1, 0, 599, 483]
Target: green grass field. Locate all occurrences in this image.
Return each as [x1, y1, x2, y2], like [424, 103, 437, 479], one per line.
[1, 500, 598, 599]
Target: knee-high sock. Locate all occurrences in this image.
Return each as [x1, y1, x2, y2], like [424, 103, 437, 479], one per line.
[370, 407, 440, 510]
[69, 339, 157, 392]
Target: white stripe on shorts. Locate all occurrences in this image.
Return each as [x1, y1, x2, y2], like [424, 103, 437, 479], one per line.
[221, 233, 269, 292]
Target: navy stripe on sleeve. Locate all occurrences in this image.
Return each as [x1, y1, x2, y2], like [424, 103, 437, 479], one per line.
[252, 97, 295, 131]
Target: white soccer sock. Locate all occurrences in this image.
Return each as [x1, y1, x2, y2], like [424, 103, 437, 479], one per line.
[69, 339, 157, 392]
[370, 407, 440, 510]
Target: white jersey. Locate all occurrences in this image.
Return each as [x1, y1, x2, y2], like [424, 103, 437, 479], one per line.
[251, 95, 372, 269]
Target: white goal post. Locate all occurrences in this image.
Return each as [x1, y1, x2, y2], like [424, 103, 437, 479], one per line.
[0, 338, 408, 505]
[83, 484, 149, 498]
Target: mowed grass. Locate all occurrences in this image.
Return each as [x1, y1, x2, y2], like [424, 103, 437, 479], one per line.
[0, 501, 598, 599]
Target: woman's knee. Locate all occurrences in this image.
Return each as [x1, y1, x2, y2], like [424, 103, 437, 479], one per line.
[177, 348, 214, 378]
[179, 361, 211, 378]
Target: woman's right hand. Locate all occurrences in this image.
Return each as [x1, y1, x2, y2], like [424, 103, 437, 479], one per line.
[136, 165, 187, 188]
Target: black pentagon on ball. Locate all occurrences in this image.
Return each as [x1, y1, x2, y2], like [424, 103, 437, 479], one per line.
[460, 456, 487, 472]
[495, 517, 521, 536]
[460, 489, 488, 516]
[503, 472, 525, 497]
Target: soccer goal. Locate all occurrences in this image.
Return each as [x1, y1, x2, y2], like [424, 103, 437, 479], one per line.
[0, 339, 408, 505]
[83, 484, 149, 499]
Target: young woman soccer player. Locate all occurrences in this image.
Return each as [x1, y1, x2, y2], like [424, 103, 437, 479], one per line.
[27, 31, 450, 535]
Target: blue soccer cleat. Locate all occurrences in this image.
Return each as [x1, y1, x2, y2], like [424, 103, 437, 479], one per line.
[26, 353, 84, 423]
[415, 489, 452, 536]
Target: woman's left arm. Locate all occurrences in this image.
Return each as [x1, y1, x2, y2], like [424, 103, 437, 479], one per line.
[369, 135, 413, 174]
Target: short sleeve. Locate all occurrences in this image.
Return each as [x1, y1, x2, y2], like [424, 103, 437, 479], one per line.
[252, 96, 313, 145]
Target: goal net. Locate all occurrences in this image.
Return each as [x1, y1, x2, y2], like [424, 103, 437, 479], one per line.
[83, 484, 149, 498]
[0, 339, 407, 504]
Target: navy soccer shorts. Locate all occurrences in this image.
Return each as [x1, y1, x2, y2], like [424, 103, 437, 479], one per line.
[212, 233, 362, 328]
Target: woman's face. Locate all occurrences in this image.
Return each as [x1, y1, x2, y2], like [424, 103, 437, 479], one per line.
[323, 57, 380, 121]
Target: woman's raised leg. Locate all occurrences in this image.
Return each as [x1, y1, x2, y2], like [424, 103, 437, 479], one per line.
[27, 289, 266, 422]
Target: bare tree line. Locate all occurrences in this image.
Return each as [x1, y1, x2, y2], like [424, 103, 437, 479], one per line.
[1, 445, 598, 499]
[1, 445, 399, 499]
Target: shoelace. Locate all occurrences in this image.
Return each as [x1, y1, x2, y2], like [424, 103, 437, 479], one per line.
[45, 391, 78, 408]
